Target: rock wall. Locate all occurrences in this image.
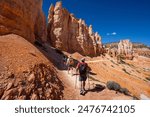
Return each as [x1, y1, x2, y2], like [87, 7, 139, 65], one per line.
[47, 1, 102, 56]
[0, 0, 47, 43]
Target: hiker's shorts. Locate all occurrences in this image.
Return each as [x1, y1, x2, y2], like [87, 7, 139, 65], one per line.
[79, 75, 87, 81]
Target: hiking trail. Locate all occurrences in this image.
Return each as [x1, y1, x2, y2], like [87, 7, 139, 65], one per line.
[40, 44, 133, 100]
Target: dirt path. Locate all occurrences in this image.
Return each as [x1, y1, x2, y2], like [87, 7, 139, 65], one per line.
[61, 68, 133, 100]
[87, 60, 110, 63]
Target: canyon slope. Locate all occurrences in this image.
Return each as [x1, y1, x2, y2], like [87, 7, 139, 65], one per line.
[0, 34, 63, 100]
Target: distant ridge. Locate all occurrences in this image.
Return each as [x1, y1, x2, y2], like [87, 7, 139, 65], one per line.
[104, 42, 150, 49]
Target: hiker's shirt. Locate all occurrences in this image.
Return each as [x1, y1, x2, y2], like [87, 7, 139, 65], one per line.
[77, 62, 88, 77]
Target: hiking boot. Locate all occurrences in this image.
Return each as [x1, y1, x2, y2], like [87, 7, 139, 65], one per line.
[82, 90, 86, 95]
[80, 90, 84, 95]
[83, 89, 86, 93]
[80, 90, 86, 95]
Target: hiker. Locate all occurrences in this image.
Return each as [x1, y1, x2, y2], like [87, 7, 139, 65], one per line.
[66, 55, 74, 74]
[62, 55, 67, 65]
[76, 58, 88, 95]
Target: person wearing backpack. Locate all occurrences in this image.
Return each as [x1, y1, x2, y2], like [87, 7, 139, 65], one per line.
[76, 58, 88, 95]
[66, 55, 74, 74]
[62, 55, 67, 65]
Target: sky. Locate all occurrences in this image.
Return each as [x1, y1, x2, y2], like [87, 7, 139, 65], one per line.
[43, 0, 150, 46]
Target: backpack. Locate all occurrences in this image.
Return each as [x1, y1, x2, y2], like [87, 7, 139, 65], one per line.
[79, 63, 87, 75]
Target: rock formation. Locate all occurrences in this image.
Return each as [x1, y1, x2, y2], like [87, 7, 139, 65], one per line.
[106, 40, 133, 59]
[47, 1, 102, 56]
[118, 39, 133, 55]
[0, 0, 47, 43]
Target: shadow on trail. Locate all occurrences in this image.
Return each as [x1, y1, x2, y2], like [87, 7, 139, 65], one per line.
[83, 84, 106, 95]
[88, 71, 97, 75]
[34, 41, 68, 70]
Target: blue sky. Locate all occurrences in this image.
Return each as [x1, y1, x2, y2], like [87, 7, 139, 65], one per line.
[43, 0, 150, 46]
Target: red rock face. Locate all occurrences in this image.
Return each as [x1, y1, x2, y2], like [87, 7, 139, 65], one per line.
[47, 1, 102, 57]
[0, 0, 47, 43]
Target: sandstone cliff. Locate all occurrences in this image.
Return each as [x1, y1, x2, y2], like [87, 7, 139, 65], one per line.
[47, 1, 102, 56]
[0, 0, 47, 43]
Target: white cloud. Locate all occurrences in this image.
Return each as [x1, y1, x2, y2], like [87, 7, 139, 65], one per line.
[112, 32, 117, 35]
[106, 32, 117, 36]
